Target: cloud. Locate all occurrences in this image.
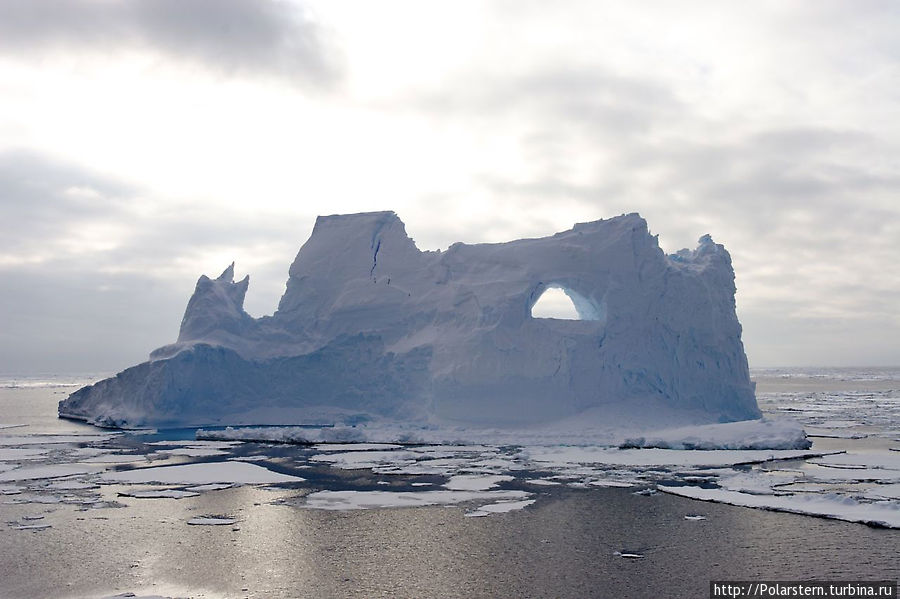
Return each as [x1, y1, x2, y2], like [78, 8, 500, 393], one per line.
[392, 51, 900, 366]
[0, 150, 313, 371]
[0, 0, 341, 87]
[412, 65, 683, 141]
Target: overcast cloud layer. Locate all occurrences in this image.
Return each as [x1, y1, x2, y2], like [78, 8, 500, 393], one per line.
[0, 0, 897, 373]
[0, 0, 340, 86]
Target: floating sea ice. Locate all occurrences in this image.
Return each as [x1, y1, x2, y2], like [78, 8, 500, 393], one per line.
[13, 523, 51, 530]
[717, 470, 798, 494]
[0, 448, 49, 461]
[586, 480, 635, 488]
[464, 499, 535, 517]
[3, 493, 65, 505]
[155, 447, 226, 457]
[0, 464, 101, 482]
[0, 434, 117, 446]
[684, 515, 707, 521]
[614, 551, 644, 559]
[520, 447, 830, 468]
[185, 483, 236, 492]
[313, 443, 404, 452]
[809, 451, 900, 471]
[799, 463, 900, 483]
[619, 419, 810, 450]
[187, 516, 237, 526]
[310, 449, 421, 470]
[21, 514, 44, 520]
[865, 483, 900, 501]
[101, 461, 304, 485]
[79, 453, 149, 464]
[804, 429, 868, 439]
[302, 489, 529, 510]
[443, 474, 513, 491]
[0, 484, 23, 495]
[102, 593, 176, 599]
[119, 489, 200, 499]
[45, 480, 97, 491]
[147, 440, 239, 449]
[525, 479, 562, 486]
[658, 486, 900, 529]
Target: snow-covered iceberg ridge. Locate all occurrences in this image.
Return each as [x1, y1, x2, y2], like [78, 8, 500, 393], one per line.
[60, 211, 762, 432]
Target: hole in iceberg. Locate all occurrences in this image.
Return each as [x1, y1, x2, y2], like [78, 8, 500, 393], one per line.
[530, 285, 604, 322]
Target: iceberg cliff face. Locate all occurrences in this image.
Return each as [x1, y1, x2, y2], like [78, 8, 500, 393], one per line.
[59, 211, 760, 429]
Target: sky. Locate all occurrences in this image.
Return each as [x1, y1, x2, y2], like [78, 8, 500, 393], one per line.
[0, 0, 898, 374]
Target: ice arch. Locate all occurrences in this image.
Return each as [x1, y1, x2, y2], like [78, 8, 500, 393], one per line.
[530, 285, 605, 322]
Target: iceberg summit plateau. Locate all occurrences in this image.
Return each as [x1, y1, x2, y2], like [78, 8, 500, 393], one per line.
[60, 211, 762, 435]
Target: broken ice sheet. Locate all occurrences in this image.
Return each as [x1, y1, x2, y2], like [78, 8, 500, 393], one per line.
[864, 483, 900, 500]
[0, 447, 49, 461]
[0, 433, 118, 446]
[520, 447, 829, 468]
[13, 523, 52, 530]
[312, 443, 404, 452]
[187, 515, 237, 525]
[443, 474, 513, 491]
[119, 489, 200, 499]
[100, 461, 304, 485]
[465, 498, 535, 517]
[301, 489, 530, 511]
[0, 464, 102, 482]
[809, 451, 900, 471]
[658, 486, 900, 529]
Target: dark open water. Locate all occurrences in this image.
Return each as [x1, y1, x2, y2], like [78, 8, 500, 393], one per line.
[0, 372, 897, 598]
[2, 483, 898, 599]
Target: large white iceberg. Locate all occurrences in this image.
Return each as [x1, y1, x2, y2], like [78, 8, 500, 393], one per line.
[59, 211, 761, 431]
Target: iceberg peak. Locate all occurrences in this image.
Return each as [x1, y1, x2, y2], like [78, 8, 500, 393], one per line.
[61, 212, 760, 431]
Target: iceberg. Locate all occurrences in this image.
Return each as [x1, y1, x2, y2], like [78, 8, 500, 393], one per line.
[59, 211, 761, 431]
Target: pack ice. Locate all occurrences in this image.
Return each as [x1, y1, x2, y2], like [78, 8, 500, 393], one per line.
[59, 211, 761, 431]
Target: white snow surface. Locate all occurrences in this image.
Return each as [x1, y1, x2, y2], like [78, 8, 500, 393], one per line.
[659, 486, 900, 529]
[302, 489, 530, 511]
[100, 461, 304, 485]
[59, 212, 761, 435]
[620, 419, 810, 450]
[0, 464, 102, 482]
[197, 417, 810, 450]
[187, 516, 237, 526]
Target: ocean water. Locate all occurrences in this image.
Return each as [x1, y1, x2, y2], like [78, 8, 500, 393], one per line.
[0, 368, 897, 598]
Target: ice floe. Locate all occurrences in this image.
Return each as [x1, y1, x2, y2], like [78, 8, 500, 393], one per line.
[302, 489, 530, 511]
[659, 486, 900, 528]
[809, 451, 900, 470]
[118, 489, 201, 499]
[620, 419, 810, 450]
[520, 447, 828, 468]
[12, 523, 52, 530]
[0, 448, 48, 461]
[0, 433, 117, 446]
[0, 464, 102, 482]
[443, 474, 513, 491]
[187, 515, 237, 525]
[101, 461, 304, 485]
[465, 499, 535, 517]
